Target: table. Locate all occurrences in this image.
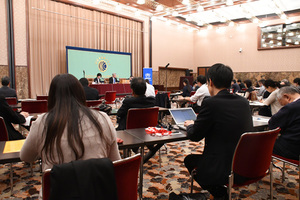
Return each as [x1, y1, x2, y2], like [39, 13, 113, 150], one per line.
[90, 84, 131, 95]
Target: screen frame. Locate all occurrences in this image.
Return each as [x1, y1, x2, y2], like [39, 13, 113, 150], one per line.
[66, 46, 132, 78]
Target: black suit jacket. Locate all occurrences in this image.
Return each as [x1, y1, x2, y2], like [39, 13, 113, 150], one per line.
[0, 95, 25, 140]
[186, 89, 253, 185]
[116, 95, 156, 130]
[93, 77, 104, 84]
[109, 77, 119, 84]
[0, 86, 17, 100]
[83, 86, 99, 100]
[269, 98, 300, 160]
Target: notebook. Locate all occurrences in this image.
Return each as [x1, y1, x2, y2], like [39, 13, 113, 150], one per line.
[169, 108, 197, 130]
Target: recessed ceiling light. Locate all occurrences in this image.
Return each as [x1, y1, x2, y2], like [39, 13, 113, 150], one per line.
[295, 41, 300, 45]
[287, 39, 292, 43]
[277, 42, 282, 45]
[137, 0, 145, 5]
[277, 36, 282, 40]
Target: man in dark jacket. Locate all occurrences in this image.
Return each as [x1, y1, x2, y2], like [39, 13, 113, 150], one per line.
[0, 76, 18, 100]
[79, 78, 99, 100]
[269, 86, 300, 160]
[184, 63, 253, 199]
[0, 95, 28, 140]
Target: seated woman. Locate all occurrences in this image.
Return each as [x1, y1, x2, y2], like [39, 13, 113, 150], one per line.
[260, 79, 282, 115]
[20, 74, 121, 173]
[0, 95, 28, 140]
[243, 79, 256, 100]
[181, 79, 192, 97]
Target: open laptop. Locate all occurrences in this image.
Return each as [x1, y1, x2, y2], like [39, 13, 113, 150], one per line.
[169, 108, 197, 130]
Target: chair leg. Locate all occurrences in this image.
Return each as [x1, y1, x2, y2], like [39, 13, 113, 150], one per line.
[228, 172, 233, 200]
[270, 161, 273, 200]
[272, 162, 284, 183]
[282, 162, 286, 182]
[190, 169, 196, 194]
[10, 163, 13, 196]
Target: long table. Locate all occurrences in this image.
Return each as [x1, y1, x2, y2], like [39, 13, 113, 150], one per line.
[90, 83, 131, 95]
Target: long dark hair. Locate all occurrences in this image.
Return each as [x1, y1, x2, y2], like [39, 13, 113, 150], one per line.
[42, 74, 104, 164]
[183, 79, 191, 93]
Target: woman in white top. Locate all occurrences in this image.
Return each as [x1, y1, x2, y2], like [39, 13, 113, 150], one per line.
[20, 74, 121, 172]
[261, 79, 283, 115]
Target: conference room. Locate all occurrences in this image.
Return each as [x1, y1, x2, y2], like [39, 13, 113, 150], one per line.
[1, 0, 300, 199]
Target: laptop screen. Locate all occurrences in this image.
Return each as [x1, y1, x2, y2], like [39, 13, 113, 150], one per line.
[169, 108, 197, 124]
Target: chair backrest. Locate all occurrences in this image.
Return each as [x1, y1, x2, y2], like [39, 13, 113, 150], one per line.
[42, 169, 51, 200]
[0, 117, 9, 141]
[105, 91, 117, 104]
[5, 97, 17, 105]
[155, 90, 158, 95]
[190, 91, 196, 96]
[21, 100, 48, 113]
[113, 154, 141, 200]
[86, 100, 103, 107]
[37, 95, 48, 101]
[232, 128, 280, 179]
[126, 107, 159, 129]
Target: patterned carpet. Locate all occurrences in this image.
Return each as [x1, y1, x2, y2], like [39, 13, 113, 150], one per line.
[0, 140, 299, 199]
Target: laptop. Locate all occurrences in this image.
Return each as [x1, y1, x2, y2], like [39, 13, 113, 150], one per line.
[169, 108, 197, 130]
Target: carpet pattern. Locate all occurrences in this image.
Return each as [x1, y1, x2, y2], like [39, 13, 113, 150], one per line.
[0, 140, 299, 199]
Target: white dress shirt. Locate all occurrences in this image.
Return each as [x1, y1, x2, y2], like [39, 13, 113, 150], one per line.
[145, 83, 155, 97]
[190, 84, 210, 106]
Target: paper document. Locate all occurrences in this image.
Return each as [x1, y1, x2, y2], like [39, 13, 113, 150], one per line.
[252, 116, 269, 123]
[22, 116, 34, 126]
[3, 139, 25, 153]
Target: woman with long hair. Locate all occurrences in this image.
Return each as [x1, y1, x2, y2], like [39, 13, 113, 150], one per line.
[261, 79, 282, 115]
[21, 74, 120, 171]
[182, 79, 192, 97]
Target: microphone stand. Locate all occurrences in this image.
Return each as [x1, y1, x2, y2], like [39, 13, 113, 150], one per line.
[165, 63, 169, 92]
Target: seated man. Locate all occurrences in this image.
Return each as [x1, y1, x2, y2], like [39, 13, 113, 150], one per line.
[145, 79, 155, 97]
[117, 77, 155, 130]
[293, 78, 300, 90]
[109, 73, 119, 84]
[179, 75, 210, 113]
[231, 79, 240, 94]
[184, 63, 253, 199]
[79, 78, 99, 100]
[0, 95, 28, 140]
[0, 76, 18, 100]
[269, 86, 300, 160]
[93, 73, 104, 84]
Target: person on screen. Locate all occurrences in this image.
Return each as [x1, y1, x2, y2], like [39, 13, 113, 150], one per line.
[79, 78, 99, 100]
[94, 73, 104, 84]
[109, 73, 119, 84]
[269, 86, 300, 160]
[183, 63, 253, 199]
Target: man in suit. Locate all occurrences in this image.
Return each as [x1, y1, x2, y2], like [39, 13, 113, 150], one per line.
[79, 78, 99, 100]
[184, 63, 253, 199]
[0, 76, 18, 100]
[293, 78, 300, 90]
[109, 73, 119, 84]
[93, 73, 104, 84]
[269, 86, 300, 160]
[231, 79, 240, 94]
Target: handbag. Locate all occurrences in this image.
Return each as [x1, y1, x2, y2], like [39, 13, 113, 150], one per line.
[98, 104, 112, 114]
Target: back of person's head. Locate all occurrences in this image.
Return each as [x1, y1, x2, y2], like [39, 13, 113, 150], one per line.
[44, 74, 104, 164]
[277, 86, 300, 99]
[145, 79, 150, 84]
[258, 79, 265, 85]
[197, 75, 206, 84]
[131, 77, 146, 96]
[280, 79, 290, 86]
[183, 79, 190, 86]
[207, 63, 233, 89]
[97, 73, 102, 77]
[79, 78, 89, 87]
[237, 79, 242, 83]
[1, 76, 10, 86]
[232, 79, 236, 84]
[293, 78, 300, 85]
[264, 79, 278, 88]
[244, 79, 252, 88]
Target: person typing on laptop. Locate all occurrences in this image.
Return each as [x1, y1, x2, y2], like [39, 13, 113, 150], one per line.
[183, 63, 253, 200]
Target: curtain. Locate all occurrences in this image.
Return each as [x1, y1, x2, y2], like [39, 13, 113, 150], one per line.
[27, 0, 143, 96]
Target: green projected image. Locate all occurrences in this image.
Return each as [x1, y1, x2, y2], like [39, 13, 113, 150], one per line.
[66, 46, 131, 80]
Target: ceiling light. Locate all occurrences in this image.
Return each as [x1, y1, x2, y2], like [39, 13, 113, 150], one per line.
[262, 38, 265, 42]
[182, 0, 190, 5]
[280, 14, 287, 20]
[253, 18, 259, 23]
[268, 34, 273, 38]
[226, 0, 233, 6]
[286, 44, 289, 47]
[156, 5, 163, 11]
[277, 42, 282, 45]
[197, 21, 204, 26]
[197, 5, 204, 12]
[270, 40, 274, 44]
[262, 44, 267, 47]
[115, 4, 122, 11]
[172, 11, 179, 16]
[295, 41, 300, 45]
[137, 0, 145, 5]
[207, 24, 213, 30]
[286, 39, 292, 43]
[229, 21, 234, 27]
[288, 32, 294, 36]
[277, 36, 282, 40]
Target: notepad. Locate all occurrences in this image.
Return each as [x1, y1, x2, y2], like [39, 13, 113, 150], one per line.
[22, 116, 34, 126]
[3, 139, 25, 154]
